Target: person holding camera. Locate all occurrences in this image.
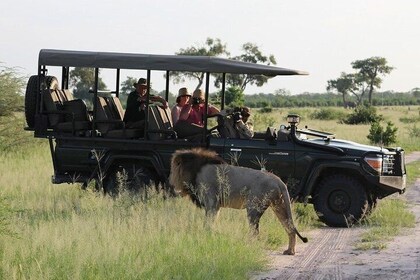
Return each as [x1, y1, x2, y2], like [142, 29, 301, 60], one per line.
[174, 88, 220, 139]
[223, 106, 254, 139]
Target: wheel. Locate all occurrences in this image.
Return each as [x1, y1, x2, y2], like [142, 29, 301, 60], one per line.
[103, 163, 154, 197]
[25, 75, 59, 128]
[313, 174, 369, 227]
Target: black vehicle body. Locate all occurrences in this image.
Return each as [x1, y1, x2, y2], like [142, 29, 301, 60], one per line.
[25, 49, 406, 227]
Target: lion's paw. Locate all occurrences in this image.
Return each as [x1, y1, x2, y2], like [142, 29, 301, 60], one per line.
[283, 249, 295, 255]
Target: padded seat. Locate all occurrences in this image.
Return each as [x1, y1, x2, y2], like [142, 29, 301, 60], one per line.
[147, 105, 176, 140]
[43, 89, 91, 134]
[95, 96, 142, 139]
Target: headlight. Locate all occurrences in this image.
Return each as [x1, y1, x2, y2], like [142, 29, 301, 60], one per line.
[364, 156, 382, 173]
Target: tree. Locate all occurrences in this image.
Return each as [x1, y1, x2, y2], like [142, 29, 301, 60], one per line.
[170, 38, 229, 90]
[70, 67, 107, 100]
[327, 72, 360, 107]
[218, 86, 245, 107]
[216, 42, 277, 91]
[351, 57, 393, 105]
[274, 88, 291, 96]
[367, 121, 397, 146]
[410, 87, 420, 98]
[0, 64, 27, 151]
[0, 64, 24, 117]
[120, 76, 138, 95]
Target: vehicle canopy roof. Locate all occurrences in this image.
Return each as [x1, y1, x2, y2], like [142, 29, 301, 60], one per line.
[38, 49, 308, 76]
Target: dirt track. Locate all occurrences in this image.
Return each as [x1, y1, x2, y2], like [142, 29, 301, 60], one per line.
[251, 152, 420, 280]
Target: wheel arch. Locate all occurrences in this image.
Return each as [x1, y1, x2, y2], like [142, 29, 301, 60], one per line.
[101, 153, 167, 182]
[302, 161, 372, 201]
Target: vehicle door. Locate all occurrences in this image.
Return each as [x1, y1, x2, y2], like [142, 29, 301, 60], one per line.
[216, 137, 296, 182]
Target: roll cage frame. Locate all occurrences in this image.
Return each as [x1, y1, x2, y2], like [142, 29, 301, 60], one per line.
[35, 49, 308, 139]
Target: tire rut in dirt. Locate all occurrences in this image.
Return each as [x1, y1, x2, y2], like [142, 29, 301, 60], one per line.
[276, 228, 353, 280]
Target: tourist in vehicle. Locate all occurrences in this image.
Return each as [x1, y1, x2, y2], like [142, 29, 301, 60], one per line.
[171, 87, 191, 124]
[225, 107, 254, 139]
[123, 78, 168, 129]
[174, 88, 220, 138]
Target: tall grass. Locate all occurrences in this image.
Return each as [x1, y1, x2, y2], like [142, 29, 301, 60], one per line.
[1, 143, 318, 279]
[1, 107, 418, 278]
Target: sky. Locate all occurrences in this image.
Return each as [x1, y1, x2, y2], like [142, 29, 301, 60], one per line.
[1, 0, 419, 95]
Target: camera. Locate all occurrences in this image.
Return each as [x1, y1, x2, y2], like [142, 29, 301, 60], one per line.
[192, 97, 201, 105]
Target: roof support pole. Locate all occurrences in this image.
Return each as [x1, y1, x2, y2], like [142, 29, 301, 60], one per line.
[116, 69, 120, 97]
[203, 72, 210, 141]
[61, 66, 69, 89]
[144, 69, 151, 139]
[165, 70, 170, 101]
[92, 68, 99, 135]
[221, 73, 226, 110]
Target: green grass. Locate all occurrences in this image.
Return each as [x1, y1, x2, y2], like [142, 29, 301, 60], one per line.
[1, 107, 419, 278]
[356, 159, 419, 250]
[1, 143, 319, 279]
[406, 160, 420, 186]
[356, 198, 416, 250]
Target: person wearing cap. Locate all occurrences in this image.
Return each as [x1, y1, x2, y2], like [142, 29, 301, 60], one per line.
[171, 87, 191, 125]
[225, 107, 254, 139]
[175, 88, 220, 139]
[123, 78, 168, 129]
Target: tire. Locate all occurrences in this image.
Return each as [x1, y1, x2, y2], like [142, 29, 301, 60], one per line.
[103, 163, 154, 197]
[313, 174, 369, 227]
[24, 75, 59, 128]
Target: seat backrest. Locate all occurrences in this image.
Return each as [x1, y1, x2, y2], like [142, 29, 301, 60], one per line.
[63, 99, 90, 122]
[95, 96, 115, 133]
[220, 115, 240, 138]
[55, 89, 74, 103]
[42, 89, 64, 127]
[147, 105, 175, 140]
[104, 96, 124, 121]
[43, 89, 70, 127]
[265, 127, 277, 141]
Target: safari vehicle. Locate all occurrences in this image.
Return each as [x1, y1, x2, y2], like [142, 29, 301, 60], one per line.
[25, 49, 406, 227]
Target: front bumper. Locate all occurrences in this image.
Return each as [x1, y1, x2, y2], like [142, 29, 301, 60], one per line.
[379, 173, 406, 193]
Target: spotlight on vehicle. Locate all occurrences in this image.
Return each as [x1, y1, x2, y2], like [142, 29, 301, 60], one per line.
[287, 114, 300, 126]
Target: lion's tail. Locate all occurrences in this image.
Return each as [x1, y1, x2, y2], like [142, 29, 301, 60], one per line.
[278, 181, 308, 243]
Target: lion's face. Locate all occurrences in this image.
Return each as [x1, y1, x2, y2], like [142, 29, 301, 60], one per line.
[169, 148, 225, 194]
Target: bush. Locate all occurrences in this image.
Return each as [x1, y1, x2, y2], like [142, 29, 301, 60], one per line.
[408, 124, 420, 139]
[0, 65, 25, 117]
[259, 107, 272, 113]
[252, 112, 275, 130]
[310, 108, 346, 120]
[367, 121, 398, 146]
[399, 116, 420, 124]
[341, 106, 383, 124]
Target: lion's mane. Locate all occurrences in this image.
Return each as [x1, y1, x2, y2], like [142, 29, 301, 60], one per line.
[169, 148, 225, 207]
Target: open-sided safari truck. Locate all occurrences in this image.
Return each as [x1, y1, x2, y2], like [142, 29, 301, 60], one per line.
[25, 49, 406, 227]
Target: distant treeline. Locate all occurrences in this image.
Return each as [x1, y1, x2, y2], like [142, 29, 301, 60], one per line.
[241, 91, 420, 108]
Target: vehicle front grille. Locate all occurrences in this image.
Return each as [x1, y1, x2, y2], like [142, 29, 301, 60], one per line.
[382, 154, 395, 175]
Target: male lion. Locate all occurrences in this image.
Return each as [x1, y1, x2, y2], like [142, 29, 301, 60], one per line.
[169, 148, 308, 255]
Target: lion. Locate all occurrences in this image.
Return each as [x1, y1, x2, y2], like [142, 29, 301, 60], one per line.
[169, 148, 308, 255]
